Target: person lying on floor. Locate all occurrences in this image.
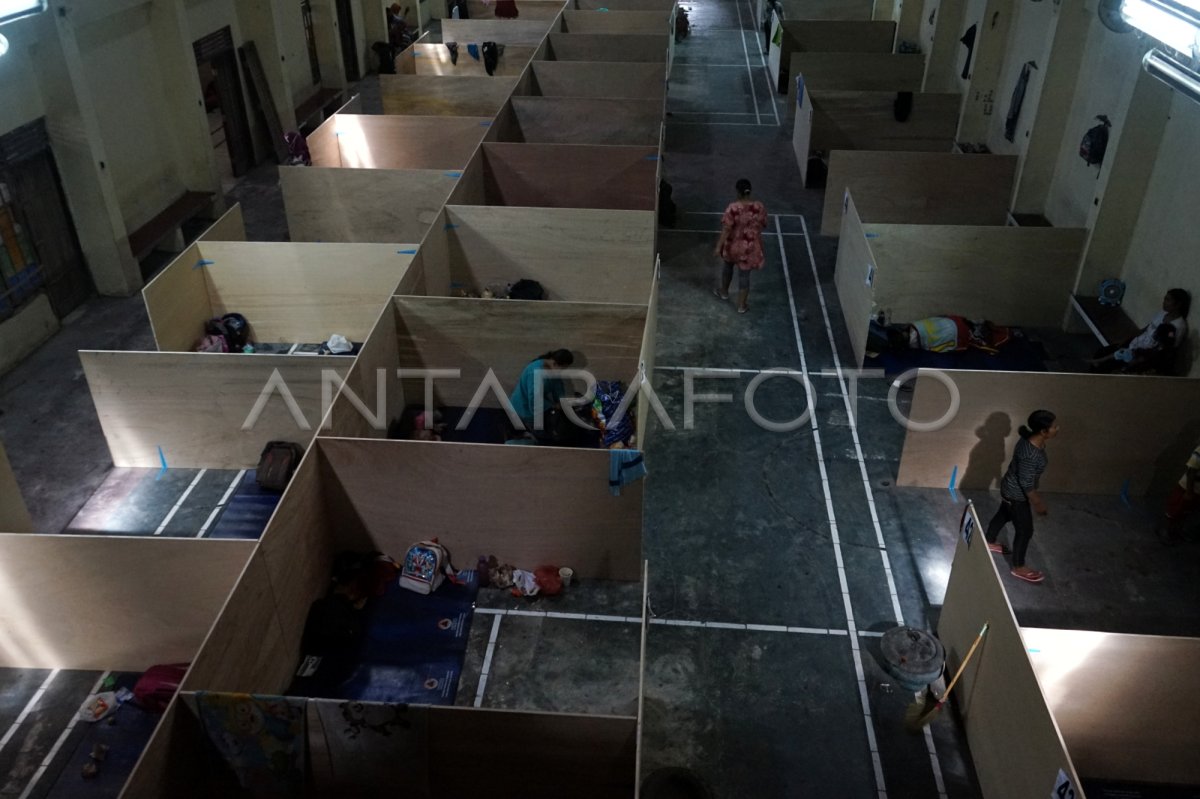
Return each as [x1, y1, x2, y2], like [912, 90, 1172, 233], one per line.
[1092, 288, 1189, 374]
[873, 315, 1012, 355]
[1090, 322, 1179, 375]
[509, 349, 574, 442]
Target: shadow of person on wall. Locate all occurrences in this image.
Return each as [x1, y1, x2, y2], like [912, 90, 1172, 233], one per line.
[961, 412, 1012, 492]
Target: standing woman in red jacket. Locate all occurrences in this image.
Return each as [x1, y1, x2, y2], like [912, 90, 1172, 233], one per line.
[713, 178, 768, 315]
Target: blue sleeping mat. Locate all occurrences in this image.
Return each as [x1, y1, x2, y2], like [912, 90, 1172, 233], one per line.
[207, 470, 281, 540]
[867, 333, 1048, 375]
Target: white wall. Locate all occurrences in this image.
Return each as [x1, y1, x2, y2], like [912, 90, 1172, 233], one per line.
[185, 0, 241, 40]
[1043, 21, 1146, 227]
[957, 0, 987, 91]
[0, 19, 46, 136]
[76, 5, 182, 231]
[278, 3, 318, 106]
[1121, 93, 1200, 376]
[984, 0, 1056, 155]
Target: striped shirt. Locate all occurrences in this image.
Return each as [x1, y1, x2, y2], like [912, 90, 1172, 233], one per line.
[1000, 438, 1048, 501]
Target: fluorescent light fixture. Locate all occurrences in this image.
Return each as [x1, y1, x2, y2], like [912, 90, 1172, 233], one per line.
[0, 34, 8, 57]
[1143, 48, 1200, 103]
[1121, 0, 1200, 56]
[0, 0, 45, 26]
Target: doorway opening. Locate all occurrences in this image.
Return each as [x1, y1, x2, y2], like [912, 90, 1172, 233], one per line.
[193, 27, 255, 191]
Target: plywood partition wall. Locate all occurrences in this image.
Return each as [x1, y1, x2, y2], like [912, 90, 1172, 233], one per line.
[808, 89, 960, 152]
[379, 74, 520, 116]
[466, 0, 567, 18]
[417, 204, 656, 302]
[198, 202, 246, 242]
[937, 528, 1082, 799]
[774, 20, 898, 93]
[543, 32, 668, 62]
[0, 534, 253, 669]
[453, 142, 659, 210]
[525, 60, 667, 100]
[897, 370, 1200, 495]
[281, 166, 459, 243]
[1025, 628, 1200, 787]
[397, 43, 536, 77]
[497, 97, 663, 145]
[788, 54, 925, 98]
[574, 0, 674, 9]
[305, 114, 491, 169]
[832, 194, 875, 368]
[440, 18, 560, 47]
[777, 0, 874, 19]
[0, 439, 32, 532]
[820, 152, 1018, 236]
[80, 351, 351, 469]
[143, 241, 417, 352]
[561, 9, 668, 33]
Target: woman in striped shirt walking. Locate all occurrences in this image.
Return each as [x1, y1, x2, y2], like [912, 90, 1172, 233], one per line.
[985, 410, 1060, 583]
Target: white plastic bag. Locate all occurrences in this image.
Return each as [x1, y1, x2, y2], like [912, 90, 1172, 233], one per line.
[78, 692, 119, 723]
[326, 334, 353, 354]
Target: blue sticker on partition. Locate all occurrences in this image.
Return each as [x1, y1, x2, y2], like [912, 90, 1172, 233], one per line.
[444, 223, 458, 230]
[193, 259, 214, 269]
[398, 249, 417, 254]
[865, 233, 879, 239]
[948, 465, 958, 502]
[157, 446, 168, 480]
[479, 120, 491, 126]
[644, 154, 660, 161]
[444, 171, 462, 178]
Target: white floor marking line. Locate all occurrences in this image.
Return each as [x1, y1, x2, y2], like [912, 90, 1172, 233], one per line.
[732, 0, 762, 125]
[473, 607, 862, 637]
[655, 366, 809, 376]
[0, 669, 59, 753]
[473, 615, 502, 707]
[668, 110, 760, 117]
[740, 0, 780, 124]
[666, 120, 778, 127]
[19, 671, 111, 799]
[776, 215, 888, 798]
[154, 468, 207, 536]
[798, 214, 904, 624]
[196, 469, 247, 538]
[796, 215, 948, 798]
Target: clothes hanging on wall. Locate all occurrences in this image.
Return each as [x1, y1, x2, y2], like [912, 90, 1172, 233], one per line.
[1004, 61, 1038, 142]
[482, 41, 499, 75]
[959, 24, 977, 80]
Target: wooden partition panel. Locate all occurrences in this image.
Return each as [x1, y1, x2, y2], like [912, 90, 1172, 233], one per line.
[821, 152, 1017, 236]
[141, 242, 214, 353]
[440, 18, 559, 46]
[306, 114, 490, 170]
[777, 0, 873, 19]
[575, 0, 674, 9]
[466, 0, 566, 18]
[809, 90, 959, 152]
[898, 371, 1200, 495]
[1025, 628, 1200, 786]
[390, 296, 646, 407]
[319, 437, 644, 581]
[636, 263, 659, 444]
[478, 142, 658, 210]
[281, 166, 458, 243]
[0, 535, 253, 669]
[527, 60, 666, 99]
[561, 9, 667, 33]
[379, 75, 520, 116]
[80, 351, 350, 469]
[783, 20, 896, 52]
[832, 194, 875, 368]
[868, 224, 1085, 326]
[544, 33, 667, 62]
[938, 528, 1082, 799]
[401, 43, 536, 76]
[420, 205, 656, 302]
[199, 202, 246, 242]
[0, 440, 32, 533]
[506, 97, 662, 145]
[326, 301, 406, 439]
[144, 242, 416, 351]
[790, 54, 925, 98]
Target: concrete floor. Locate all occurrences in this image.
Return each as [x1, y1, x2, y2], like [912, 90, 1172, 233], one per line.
[2, 1, 1198, 796]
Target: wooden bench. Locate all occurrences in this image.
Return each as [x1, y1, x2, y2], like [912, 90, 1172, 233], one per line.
[1068, 294, 1140, 347]
[127, 191, 214, 261]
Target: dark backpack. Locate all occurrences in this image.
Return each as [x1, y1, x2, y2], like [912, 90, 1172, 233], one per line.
[1079, 115, 1111, 166]
[256, 441, 303, 492]
[509, 279, 545, 301]
[659, 179, 677, 227]
[221, 313, 249, 349]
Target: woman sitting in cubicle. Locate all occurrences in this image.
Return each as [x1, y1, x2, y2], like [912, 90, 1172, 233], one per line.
[1092, 288, 1190, 375]
[510, 349, 575, 444]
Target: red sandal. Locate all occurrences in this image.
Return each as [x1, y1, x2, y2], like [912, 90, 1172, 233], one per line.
[987, 542, 1010, 555]
[1010, 568, 1044, 583]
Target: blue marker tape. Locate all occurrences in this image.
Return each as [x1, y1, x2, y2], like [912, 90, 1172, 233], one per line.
[444, 171, 462, 178]
[948, 465, 958, 502]
[1027, 648, 1041, 653]
[444, 223, 458, 230]
[479, 120, 492, 126]
[193, 259, 214, 269]
[644, 154, 660, 161]
[865, 233, 879, 239]
[157, 446, 168, 480]
[397, 249, 417, 254]
[1120, 478, 1132, 507]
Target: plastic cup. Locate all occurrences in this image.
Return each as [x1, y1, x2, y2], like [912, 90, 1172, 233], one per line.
[559, 567, 574, 588]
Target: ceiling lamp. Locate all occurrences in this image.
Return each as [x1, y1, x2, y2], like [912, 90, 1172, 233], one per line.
[1120, 0, 1200, 57]
[0, 0, 46, 27]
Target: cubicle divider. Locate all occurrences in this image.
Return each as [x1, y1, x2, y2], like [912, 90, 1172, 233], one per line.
[896, 369, 1200, 495]
[491, 96, 663, 145]
[820, 151, 1018, 234]
[464, 0, 567, 18]
[440, 17, 562, 47]
[937, 525, 1084, 799]
[198, 202, 246, 242]
[767, 6, 875, 93]
[412, 204, 656, 302]
[834, 193, 1086, 366]
[397, 42, 537, 77]
[540, 32, 668, 63]
[305, 113, 492, 170]
[447, 142, 659, 210]
[560, 8, 669, 33]
[522, 60, 667, 100]
[379, 74, 521, 116]
[771, 20, 899, 93]
[573, 0, 674, 8]
[0, 439, 33, 532]
[79, 351, 350, 469]
[800, 85, 960, 154]
[141, 240, 417, 352]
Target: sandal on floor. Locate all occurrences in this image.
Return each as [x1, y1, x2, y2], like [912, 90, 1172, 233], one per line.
[737, 305, 748, 314]
[986, 542, 1010, 555]
[712, 288, 729, 301]
[1010, 568, 1045, 583]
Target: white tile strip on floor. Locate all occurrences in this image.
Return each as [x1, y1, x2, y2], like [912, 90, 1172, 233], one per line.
[741, 0, 780, 125]
[0, 669, 60, 753]
[153, 468, 208, 536]
[797, 214, 949, 797]
[732, 0, 763, 124]
[196, 469, 248, 538]
[472, 614, 503, 707]
[18, 670, 111, 799]
[775, 215, 889, 798]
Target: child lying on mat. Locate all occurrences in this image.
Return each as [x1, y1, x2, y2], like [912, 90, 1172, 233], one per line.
[872, 316, 1012, 355]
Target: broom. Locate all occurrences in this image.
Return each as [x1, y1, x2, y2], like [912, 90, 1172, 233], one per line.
[905, 621, 989, 731]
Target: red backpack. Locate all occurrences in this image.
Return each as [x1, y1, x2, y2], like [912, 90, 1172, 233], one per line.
[134, 663, 189, 712]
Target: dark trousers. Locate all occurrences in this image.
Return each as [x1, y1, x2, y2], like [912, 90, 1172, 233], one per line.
[986, 499, 1034, 568]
